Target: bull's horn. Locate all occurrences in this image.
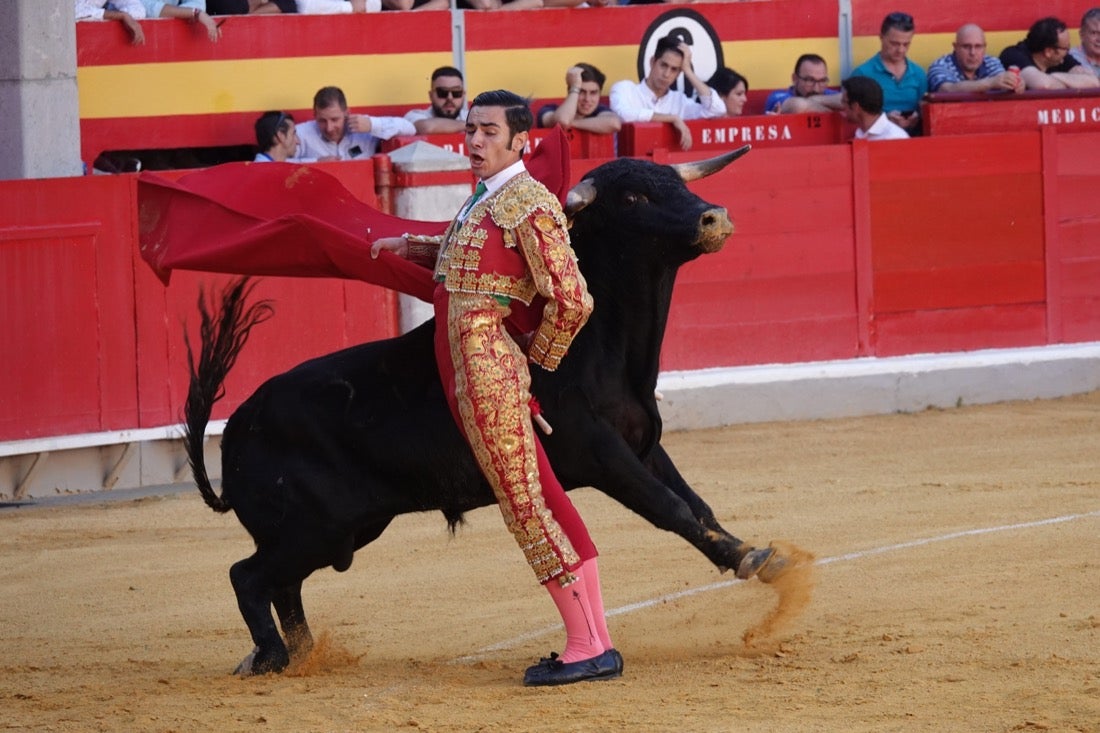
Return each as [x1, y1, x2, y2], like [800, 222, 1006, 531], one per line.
[670, 145, 751, 183]
[564, 178, 597, 217]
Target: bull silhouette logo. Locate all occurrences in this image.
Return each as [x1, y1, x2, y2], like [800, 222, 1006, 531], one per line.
[636, 9, 724, 98]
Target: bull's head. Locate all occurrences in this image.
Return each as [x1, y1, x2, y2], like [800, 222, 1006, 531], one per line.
[565, 145, 749, 258]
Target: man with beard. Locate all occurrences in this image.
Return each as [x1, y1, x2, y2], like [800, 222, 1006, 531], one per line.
[999, 16, 1100, 90]
[536, 63, 621, 134]
[294, 86, 414, 162]
[610, 35, 724, 151]
[405, 66, 469, 134]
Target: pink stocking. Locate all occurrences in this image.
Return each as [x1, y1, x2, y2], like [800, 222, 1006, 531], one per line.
[545, 569, 605, 663]
[581, 558, 614, 650]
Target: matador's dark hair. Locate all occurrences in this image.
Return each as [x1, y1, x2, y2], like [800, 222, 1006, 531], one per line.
[470, 89, 534, 137]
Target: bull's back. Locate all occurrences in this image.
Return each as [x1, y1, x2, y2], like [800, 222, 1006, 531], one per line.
[219, 322, 492, 537]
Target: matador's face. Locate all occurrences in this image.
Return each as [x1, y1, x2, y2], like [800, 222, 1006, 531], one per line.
[465, 105, 526, 181]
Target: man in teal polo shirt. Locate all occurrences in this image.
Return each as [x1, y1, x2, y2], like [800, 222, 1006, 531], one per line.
[851, 12, 928, 135]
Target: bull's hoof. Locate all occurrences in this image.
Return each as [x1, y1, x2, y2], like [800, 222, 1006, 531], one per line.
[233, 648, 259, 676]
[736, 547, 788, 583]
[233, 645, 289, 676]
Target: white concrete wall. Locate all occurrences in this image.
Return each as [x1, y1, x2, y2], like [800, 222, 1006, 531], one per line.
[657, 342, 1100, 430]
[0, 1, 82, 180]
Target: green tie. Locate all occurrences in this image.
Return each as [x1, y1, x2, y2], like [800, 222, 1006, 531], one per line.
[472, 180, 487, 203]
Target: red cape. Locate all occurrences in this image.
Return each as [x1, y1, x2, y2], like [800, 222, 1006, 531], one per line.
[137, 126, 572, 306]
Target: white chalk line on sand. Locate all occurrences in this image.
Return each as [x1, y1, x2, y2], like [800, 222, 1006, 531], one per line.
[453, 509, 1100, 663]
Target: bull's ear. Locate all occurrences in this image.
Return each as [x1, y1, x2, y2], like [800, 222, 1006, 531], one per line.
[564, 178, 597, 218]
[670, 144, 751, 183]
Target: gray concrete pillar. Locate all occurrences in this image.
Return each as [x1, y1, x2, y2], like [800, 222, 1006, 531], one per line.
[386, 141, 471, 332]
[0, 1, 82, 180]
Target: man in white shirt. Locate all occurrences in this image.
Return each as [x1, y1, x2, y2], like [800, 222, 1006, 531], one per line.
[609, 35, 725, 151]
[841, 76, 910, 141]
[75, 0, 146, 45]
[404, 66, 469, 134]
[293, 86, 416, 162]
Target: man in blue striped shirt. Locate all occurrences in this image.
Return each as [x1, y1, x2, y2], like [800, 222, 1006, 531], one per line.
[928, 24, 1023, 94]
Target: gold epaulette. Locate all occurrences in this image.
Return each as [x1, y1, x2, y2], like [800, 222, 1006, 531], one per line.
[490, 174, 567, 231]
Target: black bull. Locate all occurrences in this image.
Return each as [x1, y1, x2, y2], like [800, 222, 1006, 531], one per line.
[184, 148, 792, 675]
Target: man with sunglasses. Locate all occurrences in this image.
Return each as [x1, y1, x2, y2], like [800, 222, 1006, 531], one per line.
[999, 17, 1100, 90]
[850, 12, 927, 134]
[405, 66, 469, 134]
[765, 54, 842, 114]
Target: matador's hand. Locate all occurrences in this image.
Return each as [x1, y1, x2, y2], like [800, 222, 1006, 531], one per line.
[371, 236, 408, 259]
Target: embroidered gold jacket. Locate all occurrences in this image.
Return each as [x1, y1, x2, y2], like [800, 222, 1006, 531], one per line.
[407, 172, 593, 371]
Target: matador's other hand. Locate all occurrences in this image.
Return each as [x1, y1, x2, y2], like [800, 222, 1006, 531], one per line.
[371, 236, 408, 259]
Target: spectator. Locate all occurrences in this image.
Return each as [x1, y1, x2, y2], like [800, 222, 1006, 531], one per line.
[139, 1, 222, 41]
[928, 24, 1022, 93]
[536, 63, 622, 133]
[75, 0, 146, 45]
[841, 76, 909, 141]
[765, 54, 841, 113]
[253, 111, 298, 162]
[382, 0, 448, 8]
[1070, 8, 1100, 77]
[207, 0, 295, 13]
[707, 67, 749, 117]
[293, 86, 415, 161]
[999, 17, 1100, 90]
[450, 0, 593, 7]
[850, 12, 927, 134]
[405, 66, 468, 134]
[610, 35, 725, 151]
[295, 0, 380, 11]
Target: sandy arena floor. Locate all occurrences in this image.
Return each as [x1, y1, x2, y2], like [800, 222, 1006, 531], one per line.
[2, 391, 1098, 732]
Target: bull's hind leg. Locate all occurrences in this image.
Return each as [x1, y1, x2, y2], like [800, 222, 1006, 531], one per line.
[268, 517, 395, 666]
[273, 583, 313, 663]
[229, 555, 291, 675]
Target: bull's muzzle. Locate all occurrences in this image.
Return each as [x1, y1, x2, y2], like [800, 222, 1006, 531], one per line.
[697, 207, 733, 253]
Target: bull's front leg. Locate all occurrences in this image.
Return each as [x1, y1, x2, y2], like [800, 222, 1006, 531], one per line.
[579, 435, 769, 579]
[641, 443, 782, 581]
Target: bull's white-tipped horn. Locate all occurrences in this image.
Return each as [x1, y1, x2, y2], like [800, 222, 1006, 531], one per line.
[564, 179, 597, 218]
[670, 145, 751, 183]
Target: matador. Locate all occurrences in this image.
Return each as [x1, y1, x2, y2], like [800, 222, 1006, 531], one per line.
[372, 90, 623, 686]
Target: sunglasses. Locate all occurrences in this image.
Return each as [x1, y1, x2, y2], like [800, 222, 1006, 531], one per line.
[434, 88, 465, 99]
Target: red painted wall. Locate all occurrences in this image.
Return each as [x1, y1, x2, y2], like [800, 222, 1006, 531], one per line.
[3, 128, 1100, 443]
[0, 161, 399, 442]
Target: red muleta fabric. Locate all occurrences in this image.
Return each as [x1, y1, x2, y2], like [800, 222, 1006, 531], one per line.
[136, 126, 573, 310]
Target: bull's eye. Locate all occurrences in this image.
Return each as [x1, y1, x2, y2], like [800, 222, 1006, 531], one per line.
[623, 191, 648, 206]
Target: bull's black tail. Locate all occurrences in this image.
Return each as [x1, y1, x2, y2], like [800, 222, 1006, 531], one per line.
[183, 277, 274, 513]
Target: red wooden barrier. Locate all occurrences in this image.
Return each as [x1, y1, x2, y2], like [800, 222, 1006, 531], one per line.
[1048, 130, 1100, 345]
[925, 91, 1100, 136]
[5, 129, 1100, 443]
[618, 114, 848, 158]
[0, 162, 400, 442]
[858, 132, 1047, 356]
[654, 144, 860, 370]
[0, 175, 139, 440]
[380, 126, 617, 161]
